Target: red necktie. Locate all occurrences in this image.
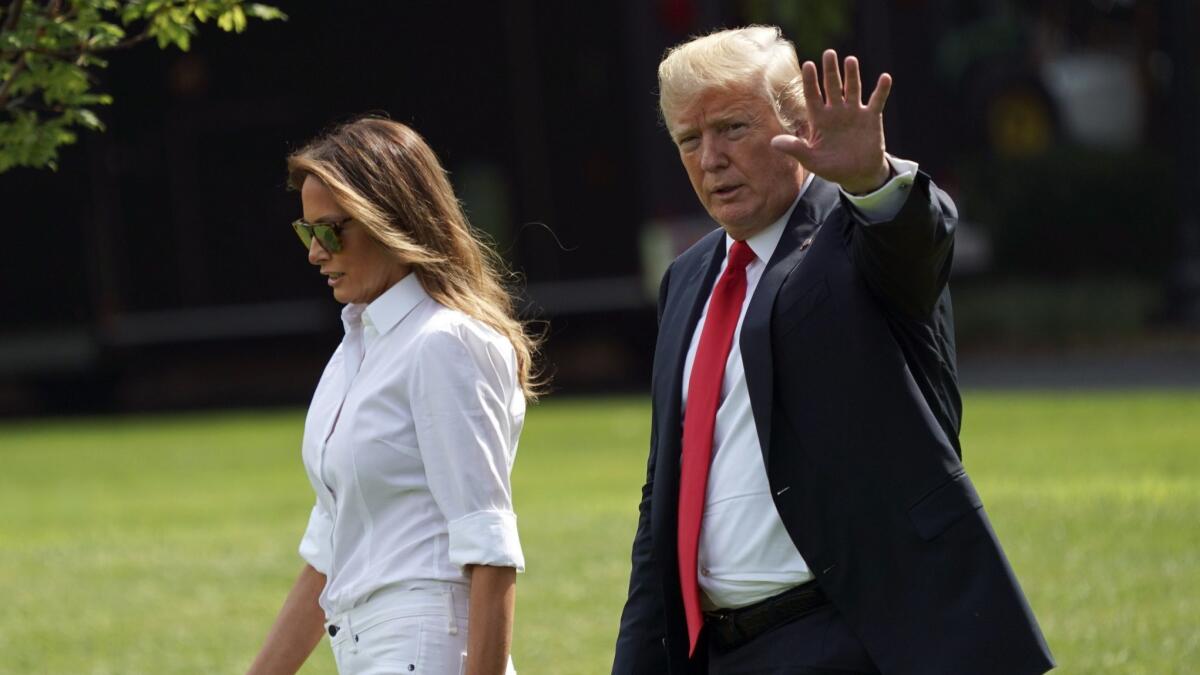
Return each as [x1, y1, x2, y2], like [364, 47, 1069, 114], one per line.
[678, 239, 757, 655]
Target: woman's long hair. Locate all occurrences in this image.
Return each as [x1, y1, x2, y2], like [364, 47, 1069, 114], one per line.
[287, 116, 542, 398]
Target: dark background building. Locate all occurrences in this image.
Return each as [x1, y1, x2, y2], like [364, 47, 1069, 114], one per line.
[3, 0, 1197, 414]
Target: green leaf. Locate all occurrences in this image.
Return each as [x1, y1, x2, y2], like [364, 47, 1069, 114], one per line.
[245, 4, 287, 21]
[1, 0, 286, 173]
[96, 22, 127, 40]
[120, 3, 144, 24]
[75, 108, 106, 131]
[78, 53, 110, 68]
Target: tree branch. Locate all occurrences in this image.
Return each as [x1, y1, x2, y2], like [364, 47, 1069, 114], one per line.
[0, 54, 26, 107]
[2, 27, 154, 59]
[0, 0, 30, 108]
[2, 0, 24, 33]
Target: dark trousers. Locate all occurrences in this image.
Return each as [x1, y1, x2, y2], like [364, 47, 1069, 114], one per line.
[707, 603, 880, 675]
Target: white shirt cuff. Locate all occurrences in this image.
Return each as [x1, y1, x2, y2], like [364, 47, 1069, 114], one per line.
[298, 504, 333, 575]
[841, 154, 920, 224]
[447, 509, 525, 572]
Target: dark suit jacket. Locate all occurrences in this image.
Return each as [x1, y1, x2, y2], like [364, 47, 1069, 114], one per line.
[613, 174, 1054, 675]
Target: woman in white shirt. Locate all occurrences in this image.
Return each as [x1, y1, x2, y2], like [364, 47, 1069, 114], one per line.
[247, 117, 539, 675]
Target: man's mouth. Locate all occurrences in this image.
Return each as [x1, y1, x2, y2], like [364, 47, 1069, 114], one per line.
[711, 184, 742, 197]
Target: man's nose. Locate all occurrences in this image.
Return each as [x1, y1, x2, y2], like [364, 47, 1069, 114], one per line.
[308, 237, 330, 264]
[699, 136, 728, 172]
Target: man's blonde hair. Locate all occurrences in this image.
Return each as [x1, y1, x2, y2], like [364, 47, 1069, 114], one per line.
[658, 25, 806, 134]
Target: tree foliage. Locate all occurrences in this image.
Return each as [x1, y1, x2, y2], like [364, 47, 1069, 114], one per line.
[738, 0, 853, 59]
[0, 0, 285, 172]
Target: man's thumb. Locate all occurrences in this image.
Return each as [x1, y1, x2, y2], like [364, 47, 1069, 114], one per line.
[770, 134, 810, 160]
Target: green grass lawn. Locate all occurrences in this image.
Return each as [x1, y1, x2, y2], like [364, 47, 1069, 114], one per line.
[1, 392, 1197, 674]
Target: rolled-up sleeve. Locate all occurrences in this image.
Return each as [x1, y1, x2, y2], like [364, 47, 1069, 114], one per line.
[410, 325, 525, 572]
[298, 501, 334, 574]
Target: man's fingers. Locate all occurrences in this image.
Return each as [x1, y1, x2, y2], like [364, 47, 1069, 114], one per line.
[867, 72, 893, 114]
[822, 49, 843, 103]
[800, 60, 822, 109]
[770, 134, 812, 162]
[844, 56, 862, 106]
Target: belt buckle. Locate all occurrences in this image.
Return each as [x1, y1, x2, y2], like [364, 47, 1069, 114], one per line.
[710, 615, 741, 651]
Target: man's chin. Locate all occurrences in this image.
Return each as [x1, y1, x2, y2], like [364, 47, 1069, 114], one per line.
[712, 211, 765, 239]
[710, 205, 746, 227]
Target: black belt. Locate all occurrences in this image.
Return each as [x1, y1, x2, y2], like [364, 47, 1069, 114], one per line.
[704, 582, 829, 651]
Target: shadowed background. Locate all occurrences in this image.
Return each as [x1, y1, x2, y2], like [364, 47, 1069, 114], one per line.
[3, 0, 1199, 410]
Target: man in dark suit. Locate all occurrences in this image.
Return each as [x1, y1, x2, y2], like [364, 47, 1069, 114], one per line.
[613, 26, 1054, 675]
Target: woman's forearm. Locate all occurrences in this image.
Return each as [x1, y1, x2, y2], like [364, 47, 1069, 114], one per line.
[246, 563, 328, 675]
[465, 564, 516, 675]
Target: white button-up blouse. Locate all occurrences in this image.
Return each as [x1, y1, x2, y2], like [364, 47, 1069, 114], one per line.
[298, 274, 525, 617]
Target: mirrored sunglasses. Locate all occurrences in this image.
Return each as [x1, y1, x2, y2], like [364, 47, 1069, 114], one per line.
[292, 218, 349, 253]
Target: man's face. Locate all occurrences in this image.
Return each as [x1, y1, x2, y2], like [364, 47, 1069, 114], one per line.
[667, 85, 805, 240]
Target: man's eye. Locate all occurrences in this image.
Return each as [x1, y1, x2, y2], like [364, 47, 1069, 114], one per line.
[678, 136, 699, 149]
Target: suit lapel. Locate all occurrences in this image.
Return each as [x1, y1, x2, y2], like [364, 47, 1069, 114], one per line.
[740, 177, 841, 463]
[652, 232, 727, 536]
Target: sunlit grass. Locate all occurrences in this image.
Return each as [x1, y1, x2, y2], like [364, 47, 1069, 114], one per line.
[0, 391, 1197, 674]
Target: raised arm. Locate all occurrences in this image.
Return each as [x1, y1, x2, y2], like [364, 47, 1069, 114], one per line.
[772, 49, 956, 318]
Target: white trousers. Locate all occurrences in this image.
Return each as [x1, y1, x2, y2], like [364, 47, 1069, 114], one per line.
[325, 582, 516, 675]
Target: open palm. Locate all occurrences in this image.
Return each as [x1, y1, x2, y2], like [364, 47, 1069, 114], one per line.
[771, 50, 893, 195]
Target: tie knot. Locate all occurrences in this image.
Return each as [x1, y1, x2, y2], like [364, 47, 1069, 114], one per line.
[727, 240, 756, 271]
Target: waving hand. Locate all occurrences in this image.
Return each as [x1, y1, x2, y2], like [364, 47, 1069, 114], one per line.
[770, 50, 893, 195]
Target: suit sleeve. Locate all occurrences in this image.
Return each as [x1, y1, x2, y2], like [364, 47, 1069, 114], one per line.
[612, 265, 671, 675]
[846, 171, 958, 319]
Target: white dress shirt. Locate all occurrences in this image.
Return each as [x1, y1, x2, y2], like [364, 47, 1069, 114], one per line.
[298, 273, 526, 618]
[682, 157, 918, 610]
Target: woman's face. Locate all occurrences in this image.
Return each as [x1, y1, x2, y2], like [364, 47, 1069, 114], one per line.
[301, 175, 409, 305]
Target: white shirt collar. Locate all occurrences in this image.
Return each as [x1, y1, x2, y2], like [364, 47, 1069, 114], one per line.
[726, 172, 815, 264]
[341, 273, 428, 336]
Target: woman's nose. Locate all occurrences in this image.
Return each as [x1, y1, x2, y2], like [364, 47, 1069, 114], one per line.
[308, 237, 330, 264]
